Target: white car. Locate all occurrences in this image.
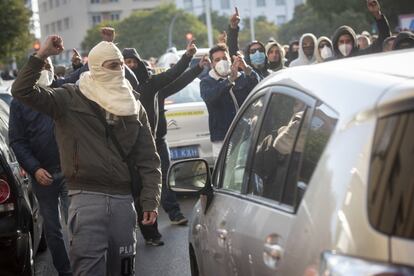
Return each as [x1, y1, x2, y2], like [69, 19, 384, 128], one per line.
[168, 49, 414, 276]
[165, 77, 214, 166]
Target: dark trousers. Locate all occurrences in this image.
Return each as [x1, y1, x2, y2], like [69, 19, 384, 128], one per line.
[137, 139, 183, 240]
[32, 172, 72, 276]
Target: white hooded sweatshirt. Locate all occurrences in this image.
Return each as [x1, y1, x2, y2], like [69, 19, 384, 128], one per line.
[289, 33, 318, 67]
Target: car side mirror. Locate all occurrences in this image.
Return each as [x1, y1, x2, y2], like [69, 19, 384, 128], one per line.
[167, 159, 211, 193]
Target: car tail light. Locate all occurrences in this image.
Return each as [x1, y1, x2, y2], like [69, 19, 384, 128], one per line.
[320, 251, 414, 276]
[0, 179, 10, 203]
[0, 177, 14, 212]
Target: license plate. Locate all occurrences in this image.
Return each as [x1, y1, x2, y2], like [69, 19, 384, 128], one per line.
[170, 146, 199, 160]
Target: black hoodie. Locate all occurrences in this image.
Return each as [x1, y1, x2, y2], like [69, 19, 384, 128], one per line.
[330, 14, 390, 60]
[227, 26, 269, 80]
[122, 48, 192, 135]
[393, 31, 414, 50]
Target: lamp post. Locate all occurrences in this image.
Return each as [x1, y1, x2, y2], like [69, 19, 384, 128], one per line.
[168, 14, 179, 49]
[204, 0, 214, 48]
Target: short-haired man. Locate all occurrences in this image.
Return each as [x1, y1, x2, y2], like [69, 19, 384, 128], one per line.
[200, 44, 259, 159]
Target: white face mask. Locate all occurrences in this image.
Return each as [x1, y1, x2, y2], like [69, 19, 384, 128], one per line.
[37, 70, 54, 87]
[214, 60, 232, 77]
[320, 46, 333, 60]
[338, 43, 353, 57]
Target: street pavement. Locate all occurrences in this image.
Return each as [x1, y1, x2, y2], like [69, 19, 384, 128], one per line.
[35, 194, 198, 276]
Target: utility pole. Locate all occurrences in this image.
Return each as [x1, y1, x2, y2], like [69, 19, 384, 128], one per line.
[249, 0, 255, 41]
[205, 0, 214, 48]
[168, 14, 178, 49]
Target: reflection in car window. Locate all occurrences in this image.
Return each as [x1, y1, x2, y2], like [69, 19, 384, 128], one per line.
[249, 94, 307, 204]
[294, 103, 337, 207]
[369, 112, 414, 239]
[221, 97, 265, 192]
[165, 79, 202, 104]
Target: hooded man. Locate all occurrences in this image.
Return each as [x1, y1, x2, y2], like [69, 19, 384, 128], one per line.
[285, 40, 300, 67]
[393, 31, 414, 50]
[290, 33, 318, 67]
[315, 36, 333, 63]
[383, 35, 396, 52]
[200, 44, 259, 158]
[122, 42, 196, 246]
[330, 0, 390, 60]
[11, 36, 161, 275]
[265, 41, 286, 72]
[227, 8, 269, 80]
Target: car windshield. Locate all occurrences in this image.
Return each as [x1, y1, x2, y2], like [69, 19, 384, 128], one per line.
[165, 78, 202, 105]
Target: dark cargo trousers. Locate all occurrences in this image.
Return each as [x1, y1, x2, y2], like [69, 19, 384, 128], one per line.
[68, 192, 137, 275]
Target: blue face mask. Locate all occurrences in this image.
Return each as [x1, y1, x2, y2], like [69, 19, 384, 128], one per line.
[249, 51, 266, 65]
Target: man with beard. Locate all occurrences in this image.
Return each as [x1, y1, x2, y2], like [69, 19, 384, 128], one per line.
[11, 35, 161, 275]
[200, 44, 259, 158]
[290, 33, 318, 67]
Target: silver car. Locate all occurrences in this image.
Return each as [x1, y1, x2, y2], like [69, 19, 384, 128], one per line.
[168, 49, 414, 275]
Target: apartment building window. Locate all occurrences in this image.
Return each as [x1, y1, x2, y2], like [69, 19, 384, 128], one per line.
[276, 0, 285, 5]
[42, 2, 47, 12]
[257, 0, 266, 7]
[183, 0, 193, 11]
[92, 14, 102, 26]
[91, 0, 100, 3]
[111, 12, 120, 21]
[56, 0, 60, 7]
[277, 15, 286, 24]
[221, 0, 230, 9]
[64, 17, 70, 29]
[109, 0, 119, 2]
[49, 0, 53, 9]
[51, 22, 56, 33]
[63, 0, 67, 4]
[57, 20, 62, 31]
[44, 24, 50, 35]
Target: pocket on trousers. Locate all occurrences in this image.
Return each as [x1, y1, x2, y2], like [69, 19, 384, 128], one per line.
[68, 207, 80, 236]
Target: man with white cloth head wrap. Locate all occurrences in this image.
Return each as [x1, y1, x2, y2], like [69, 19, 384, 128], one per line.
[11, 35, 162, 276]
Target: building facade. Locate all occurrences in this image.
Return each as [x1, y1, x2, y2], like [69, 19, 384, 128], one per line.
[175, 0, 305, 26]
[38, 0, 171, 63]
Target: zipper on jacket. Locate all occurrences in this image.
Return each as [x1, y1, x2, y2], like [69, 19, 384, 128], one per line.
[72, 140, 79, 179]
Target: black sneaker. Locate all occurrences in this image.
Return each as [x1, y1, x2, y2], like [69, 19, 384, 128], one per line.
[170, 215, 188, 225]
[145, 238, 165, 246]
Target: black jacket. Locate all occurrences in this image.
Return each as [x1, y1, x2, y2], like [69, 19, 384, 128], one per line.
[393, 31, 414, 50]
[330, 14, 390, 60]
[227, 26, 270, 80]
[156, 65, 204, 142]
[122, 48, 192, 135]
[9, 99, 61, 176]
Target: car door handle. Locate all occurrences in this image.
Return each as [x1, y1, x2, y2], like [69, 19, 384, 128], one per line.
[263, 242, 284, 270]
[216, 228, 228, 248]
[217, 228, 228, 240]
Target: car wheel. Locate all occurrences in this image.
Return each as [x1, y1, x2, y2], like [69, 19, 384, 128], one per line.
[22, 232, 34, 276]
[189, 245, 199, 276]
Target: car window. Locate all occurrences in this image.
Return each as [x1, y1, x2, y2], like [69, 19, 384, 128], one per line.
[248, 93, 309, 206]
[294, 103, 337, 207]
[369, 111, 414, 239]
[220, 96, 265, 192]
[164, 78, 202, 104]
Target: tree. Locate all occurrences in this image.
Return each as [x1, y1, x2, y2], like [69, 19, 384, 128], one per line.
[239, 17, 279, 49]
[278, 4, 370, 44]
[82, 5, 209, 59]
[0, 0, 33, 63]
[198, 11, 229, 33]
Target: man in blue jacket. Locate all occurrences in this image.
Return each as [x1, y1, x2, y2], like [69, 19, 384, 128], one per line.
[200, 44, 259, 159]
[8, 58, 71, 276]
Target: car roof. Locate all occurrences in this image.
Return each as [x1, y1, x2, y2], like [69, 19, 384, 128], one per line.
[257, 49, 414, 117]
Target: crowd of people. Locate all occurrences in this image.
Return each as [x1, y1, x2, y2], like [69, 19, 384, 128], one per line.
[5, 0, 414, 275]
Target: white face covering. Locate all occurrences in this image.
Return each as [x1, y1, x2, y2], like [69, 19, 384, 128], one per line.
[320, 46, 333, 60]
[37, 70, 54, 87]
[214, 60, 232, 77]
[338, 43, 353, 57]
[79, 41, 138, 116]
